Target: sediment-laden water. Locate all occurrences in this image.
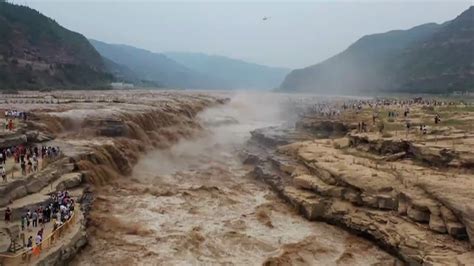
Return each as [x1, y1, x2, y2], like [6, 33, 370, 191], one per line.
[73, 93, 397, 265]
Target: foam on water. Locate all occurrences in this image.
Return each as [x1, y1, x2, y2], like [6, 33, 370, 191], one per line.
[73, 92, 396, 265]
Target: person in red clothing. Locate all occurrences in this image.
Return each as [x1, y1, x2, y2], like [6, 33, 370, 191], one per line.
[7, 119, 13, 131]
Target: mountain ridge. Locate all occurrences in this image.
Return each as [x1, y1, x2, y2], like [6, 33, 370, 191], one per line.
[91, 39, 290, 90]
[279, 6, 474, 94]
[0, 2, 112, 89]
[90, 39, 226, 89]
[164, 52, 290, 90]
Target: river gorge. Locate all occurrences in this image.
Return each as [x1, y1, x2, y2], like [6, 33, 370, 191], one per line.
[70, 92, 397, 265]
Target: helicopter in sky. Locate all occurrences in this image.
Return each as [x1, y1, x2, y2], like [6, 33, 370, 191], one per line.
[262, 17, 271, 21]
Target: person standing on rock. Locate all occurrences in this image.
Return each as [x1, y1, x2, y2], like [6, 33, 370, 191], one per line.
[27, 159, 32, 174]
[35, 232, 42, 246]
[406, 120, 411, 139]
[32, 156, 38, 172]
[27, 236, 33, 248]
[32, 210, 38, 227]
[38, 227, 44, 239]
[7, 119, 13, 131]
[26, 210, 31, 228]
[38, 208, 43, 225]
[44, 206, 50, 223]
[0, 165, 6, 183]
[34, 146, 38, 158]
[21, 215, 26, 230]
[4, 207, 11, 223]
[20, 159, 26, 175]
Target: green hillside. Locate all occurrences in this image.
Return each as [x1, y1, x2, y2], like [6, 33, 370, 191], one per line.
[0, 2, 112, 90]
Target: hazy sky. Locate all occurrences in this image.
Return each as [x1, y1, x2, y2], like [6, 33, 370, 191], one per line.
[14, 1, 472, 69]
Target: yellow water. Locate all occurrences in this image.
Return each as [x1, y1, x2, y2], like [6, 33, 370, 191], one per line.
[73, 92, 397, 265]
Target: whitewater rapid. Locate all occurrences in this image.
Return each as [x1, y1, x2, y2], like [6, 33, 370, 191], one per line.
[73, 92, 397, 265]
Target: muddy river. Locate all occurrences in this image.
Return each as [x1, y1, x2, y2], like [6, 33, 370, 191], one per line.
[73, 93, 397, 265]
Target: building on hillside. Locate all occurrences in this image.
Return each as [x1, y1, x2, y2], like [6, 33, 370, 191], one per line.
[111, 82, 134, 90]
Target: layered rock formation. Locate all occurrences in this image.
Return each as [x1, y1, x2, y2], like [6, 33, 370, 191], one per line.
[245, 120, 474, 265]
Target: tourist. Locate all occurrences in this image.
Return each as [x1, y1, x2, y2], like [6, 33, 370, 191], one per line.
[38, 227, 44, 239]
[0, 165, 6, 183]
[27, 236, 33, 248]
[32, 210, 38, 227]
[26, 209, 31, 228]
[20, 159, 26, 175]
[27, 159, 32, 174]
[7, 119, 13, 131]
[38, 207, 43, 225]
[4, 207, 11, 223]
[35, 233, 42, 246]
[33, 156, 38, 172]
[21, 215, 26, 230]
[406, 121, 411, 138]
[42, 206, 49, 223]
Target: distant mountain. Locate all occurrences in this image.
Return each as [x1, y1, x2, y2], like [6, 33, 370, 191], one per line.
[90, 40, 219, 89]
[165, 52, 290, 90]
[0, 2, 112, 90]
[280, 6, 474, 94]
[92, 40, 289, 90]
[101, 57, 160, 87]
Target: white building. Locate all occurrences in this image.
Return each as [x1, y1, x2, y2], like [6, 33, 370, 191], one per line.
[111, 82, 134, 89]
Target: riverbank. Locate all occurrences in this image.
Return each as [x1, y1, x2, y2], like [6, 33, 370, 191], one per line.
[71, 92, 398, 265]
[0, 90, 225, 265]
[244, 98, 474, 265]
[4, 91, 466, 265]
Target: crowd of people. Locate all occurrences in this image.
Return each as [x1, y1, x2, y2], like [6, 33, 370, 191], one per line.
[0, 144, 62, 182]
[4, 110, 28, 121]
[3, 190, 75, 253]
[3, 109, 28, 131]
[17, 191, 74, 249]
[291, 97, 456, 137]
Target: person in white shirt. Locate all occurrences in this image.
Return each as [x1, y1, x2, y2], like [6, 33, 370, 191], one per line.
[0, 165, 6, 183]
[33, 157, 38, 172]
[35, 234, 42, 245]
